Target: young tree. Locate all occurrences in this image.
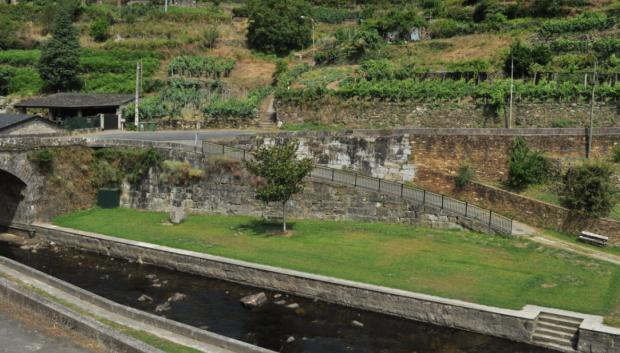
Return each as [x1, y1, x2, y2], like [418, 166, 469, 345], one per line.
[246, 141, 314, 232]
[560, 162, 617, 218]
[37, 6, 82, 92]
[246, 0, 312, 55]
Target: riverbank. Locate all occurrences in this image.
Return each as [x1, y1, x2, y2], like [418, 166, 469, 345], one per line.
[53, 208, 620, 325]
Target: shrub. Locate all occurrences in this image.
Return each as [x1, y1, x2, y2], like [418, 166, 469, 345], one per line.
[507, 137, 549, 190]
[612, 145, 620, 163]
[90, 17, 111, 42]
[560, 162, 617, 217]
[0, 67, 13, 95]
[247, 0, 312, 55]
[455, 163, 474, 188]
[200, 26, 220, 49]
[429, 19, 474, 39]
[550, 118, 573, 128]
[231, 5, 249, 18]
[29, 149, 54, 172]
[168, 55, 235, 78]
[539, 13, 613, 37]
[161, 160, 204, 186]
[0, 17, 20, 50]
[529, 0, 563, 17]
[505, 41, 552, 77]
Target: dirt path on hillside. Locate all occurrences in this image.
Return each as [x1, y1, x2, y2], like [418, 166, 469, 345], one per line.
[512, 221, 620, 266]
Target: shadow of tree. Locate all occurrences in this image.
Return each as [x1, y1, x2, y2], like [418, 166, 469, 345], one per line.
[234, 219, 296, 237]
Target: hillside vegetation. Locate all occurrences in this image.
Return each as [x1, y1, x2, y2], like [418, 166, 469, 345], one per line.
[1, 0, 619, 128]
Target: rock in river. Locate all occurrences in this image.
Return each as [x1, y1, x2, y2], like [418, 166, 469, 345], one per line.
[240, 292, 267, 309]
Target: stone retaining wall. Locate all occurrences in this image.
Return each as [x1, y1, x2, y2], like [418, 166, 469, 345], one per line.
[31, 224, 620, 353]
[227, 128, 620, 182]
[276, 98, 619, 129]
[414, 168, 620, 244]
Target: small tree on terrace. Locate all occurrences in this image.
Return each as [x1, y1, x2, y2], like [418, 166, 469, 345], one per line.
[560, 162, 617, 218]
[246, 141, 314, 233]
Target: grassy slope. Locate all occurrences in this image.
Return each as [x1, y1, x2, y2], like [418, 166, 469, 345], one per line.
[53, 208, 620, 324]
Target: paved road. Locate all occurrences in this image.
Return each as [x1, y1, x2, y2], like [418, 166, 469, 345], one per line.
[0, 310, 101, 353]
[88, 129, 262, 144]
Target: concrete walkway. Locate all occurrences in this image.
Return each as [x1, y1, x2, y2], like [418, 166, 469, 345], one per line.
[0, 262, 237, 353]
[0, 308, 102, 353]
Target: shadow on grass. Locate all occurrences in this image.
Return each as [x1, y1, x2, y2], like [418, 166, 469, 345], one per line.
[234, 219, 297, 237]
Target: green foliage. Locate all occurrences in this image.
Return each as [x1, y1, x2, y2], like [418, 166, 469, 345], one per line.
[231, 5, 249, 18]
[246, 0, 312, 55]
[365, 6, 426, 39]
[428, 19, 474, 39]
[455, 162, 474, 188]
[0, 67, 13, 95]
[203, 87, 272, 121]
[529, 0, 563, 17]
[505, 41, 552, 77]
[168, 56, 235, 78]
[0, 50, 40, 66]
[314, 27, 382, 65]
[161, 160, 204, 186]
[539, 12, 614, 37]
[89, 17, 111, 42]
[550, 118, 573, 128]
[311, 5, 360, 23]
[612, 145, 620, 163]
[200, 26, 220, 49]
[94, 148, 164, 185]
[28, 148, 54, 172]
[507, 137, 549, 190]
[245, 141, 314, 231]
[0, 16, 21, 50]
[37, 6, 82, 92]
[560, 162, 617, 218]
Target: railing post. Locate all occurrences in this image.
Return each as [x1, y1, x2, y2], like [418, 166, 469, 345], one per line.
[423, 190, 426, 204]
[332, 169, 335, 182]
[441, 195, 444, 209]
[243, 149, 246, 161]
[465, 202, 468, 217]
[400, 183, 404, 198]
[221, 144, 224, 155]
[489, 211, 492, 229]
[354, 174, 357, 187]
[378, 179, 381, 192]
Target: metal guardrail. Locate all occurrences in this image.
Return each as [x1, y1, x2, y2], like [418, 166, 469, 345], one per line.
[202, 141, 513, 235]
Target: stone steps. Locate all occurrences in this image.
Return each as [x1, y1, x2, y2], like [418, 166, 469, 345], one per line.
[531, 312, 582, 352]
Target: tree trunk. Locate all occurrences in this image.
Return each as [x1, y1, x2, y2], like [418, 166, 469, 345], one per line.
[282, 200, 287, 233]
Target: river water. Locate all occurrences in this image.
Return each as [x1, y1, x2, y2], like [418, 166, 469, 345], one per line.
[0, 245, 553, 353]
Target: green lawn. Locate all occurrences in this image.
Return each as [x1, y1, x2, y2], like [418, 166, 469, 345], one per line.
[53, 208, 620, 325]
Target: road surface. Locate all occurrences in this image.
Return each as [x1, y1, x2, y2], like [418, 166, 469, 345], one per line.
[89, 129, 262, 144]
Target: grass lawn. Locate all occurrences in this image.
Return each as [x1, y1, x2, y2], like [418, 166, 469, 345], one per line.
[53, 208, 620, 325]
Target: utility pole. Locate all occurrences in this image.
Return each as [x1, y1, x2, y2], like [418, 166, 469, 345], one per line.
[587, 63, 597, 159]
[134, 61, 141, 129]
[508, 56, 514, 128]
[301, 16, 316, 61]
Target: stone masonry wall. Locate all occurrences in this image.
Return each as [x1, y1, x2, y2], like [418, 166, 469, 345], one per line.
[276, 98, 619, 129]
[414, 168, 620, 245]
[226, 128, 620, 183]
[122, 159, 471, 231]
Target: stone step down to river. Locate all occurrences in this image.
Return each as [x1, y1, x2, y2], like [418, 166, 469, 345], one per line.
[532, 312, 582, 353]
[0, 256, 261, 353]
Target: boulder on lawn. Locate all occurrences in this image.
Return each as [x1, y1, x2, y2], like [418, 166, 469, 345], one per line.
[240, 292, 267, 309]
[169, 207, 187, 224]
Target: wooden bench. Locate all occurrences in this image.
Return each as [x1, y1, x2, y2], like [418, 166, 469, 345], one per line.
[578, 231, 608, 247]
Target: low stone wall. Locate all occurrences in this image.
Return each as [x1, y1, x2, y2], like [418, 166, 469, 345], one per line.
[414, 168, 620, 244]
[31, 224, 620, 353]
[276, 98, 619, 129]
[0, 276, 163, 353]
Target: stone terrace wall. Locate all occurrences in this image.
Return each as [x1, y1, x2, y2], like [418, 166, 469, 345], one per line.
[276, 98, 619, 129]
[414, 168, 620, 244]
[226, 128, 620, 183]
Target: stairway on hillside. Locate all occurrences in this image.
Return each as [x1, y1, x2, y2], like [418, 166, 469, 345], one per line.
[256, 95, 277, 130]
[532, 312, 582, 352]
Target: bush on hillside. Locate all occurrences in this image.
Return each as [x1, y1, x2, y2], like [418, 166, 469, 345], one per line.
[90, 17, 111, 42]
[560, 162, 617, 218]
[200, 26, 220, 49]
[504, 41, 552, 77]
[506, 137, 549, 190]
[455, 162, 474, 188]
[246, 0, 312, 55]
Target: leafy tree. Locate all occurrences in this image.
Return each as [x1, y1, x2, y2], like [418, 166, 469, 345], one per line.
[455, 162, 474, 188]
[246, 141, 314, 232]
[560, 162, 617, 218]
[504, 41, 552, 77]
[37, 6, 82, 92]
[90, 17, 111, 42]
[506, 137, 548, 190]
[0, 18, 20, 50]
[246, 0, 312, 55]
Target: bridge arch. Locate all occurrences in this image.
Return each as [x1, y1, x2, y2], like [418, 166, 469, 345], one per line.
[0, 168, 27, 224]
